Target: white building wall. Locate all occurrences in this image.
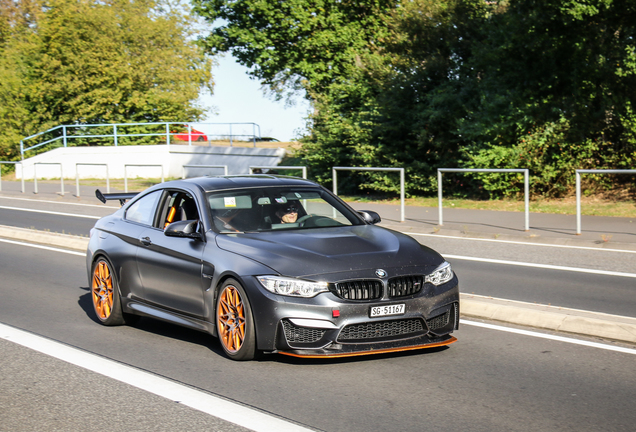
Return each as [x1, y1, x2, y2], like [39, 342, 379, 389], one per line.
[15, 145, 287, 180]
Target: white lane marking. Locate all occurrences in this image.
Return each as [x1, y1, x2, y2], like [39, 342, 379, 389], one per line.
[405, 232, 636, 254]
[0, 238, 86, 256]
[0, 205, 100, 219]
[0, 323, 313, 432]
[460, 319, 636, 355]
[445, 254, 636, 279]
[0, 195, 114, 209]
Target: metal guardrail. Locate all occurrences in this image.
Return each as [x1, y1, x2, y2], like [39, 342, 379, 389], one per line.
[438, 168, 530, 231]
[0, 161, 23, 193]
[20, 121, 263, 159]
[576, 169, 636, 235]
[182, 165, 228, 178]
[124, 164, 164, 193]
[34, 163, 65, 195]
[332, 167, 405, 222]
[249, 166, 307, 179]
[8, 160, 631, 237]
[76, 163, 109, 197]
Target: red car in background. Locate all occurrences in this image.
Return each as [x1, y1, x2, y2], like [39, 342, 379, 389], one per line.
[174, 128, 208, 142]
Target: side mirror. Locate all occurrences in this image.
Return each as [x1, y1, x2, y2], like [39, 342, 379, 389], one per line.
[358, 210, 381, 225]
[164, 220, 203, 240]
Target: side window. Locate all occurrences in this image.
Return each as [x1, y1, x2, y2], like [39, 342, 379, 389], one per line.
[158, 191, 200, 229]
[125, 190, 161, 226]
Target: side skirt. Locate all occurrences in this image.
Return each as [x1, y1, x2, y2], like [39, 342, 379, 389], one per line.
[123, 299, 217, 336]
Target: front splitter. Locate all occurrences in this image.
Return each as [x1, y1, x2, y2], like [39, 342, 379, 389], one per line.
[278, 335, 457, 359]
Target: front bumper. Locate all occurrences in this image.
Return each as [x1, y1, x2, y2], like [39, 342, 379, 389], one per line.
[243, 274, 460, 357]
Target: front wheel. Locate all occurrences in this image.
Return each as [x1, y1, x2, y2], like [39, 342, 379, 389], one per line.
[216, 279, 258, 360]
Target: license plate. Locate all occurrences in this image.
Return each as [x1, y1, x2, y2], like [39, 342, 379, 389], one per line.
[370, 304, 405, 318]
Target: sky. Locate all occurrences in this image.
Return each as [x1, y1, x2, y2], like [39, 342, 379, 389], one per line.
[197, 55, 311, 142]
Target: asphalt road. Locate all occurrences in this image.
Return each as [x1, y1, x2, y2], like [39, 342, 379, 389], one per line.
[1, 193, 636, 431]
[1, 241, 635, 432]
[0, 194, 114, 236]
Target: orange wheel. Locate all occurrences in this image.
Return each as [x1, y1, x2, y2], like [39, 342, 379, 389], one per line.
[91, 258, 125, 326]
[216, 279, 257, 360]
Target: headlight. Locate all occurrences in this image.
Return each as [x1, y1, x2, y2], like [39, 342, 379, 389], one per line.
[257, 276, 329, 298]
[425, 261, 454, 286]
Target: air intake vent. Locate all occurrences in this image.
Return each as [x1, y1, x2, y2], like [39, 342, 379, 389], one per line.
[282, 320, 326, 344]
[426, 310, 451, 331]
[332, 280, 383, 301]
[337, 318, 425, 343]
[387, 275, 424, 298]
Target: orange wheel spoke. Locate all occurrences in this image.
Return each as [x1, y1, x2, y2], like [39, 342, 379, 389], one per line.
[92, 260, 114, 321]
[217, 285, 248, 354]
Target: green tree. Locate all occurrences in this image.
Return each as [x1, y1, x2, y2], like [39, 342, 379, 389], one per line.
[303, 0, 636, 197]
[194, 0, 636, 198]
[193, 0, 396, 96]
[300, 0, 487, 195]
[462, 0, 636, 196]
[0, 0, 213, 160]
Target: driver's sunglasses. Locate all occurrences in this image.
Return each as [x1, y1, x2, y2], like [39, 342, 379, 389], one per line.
[285, 206, 298, 213]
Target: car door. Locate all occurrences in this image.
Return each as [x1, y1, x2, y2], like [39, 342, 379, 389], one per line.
[116, 189, 164, 300]
[135, 190, 207, 317]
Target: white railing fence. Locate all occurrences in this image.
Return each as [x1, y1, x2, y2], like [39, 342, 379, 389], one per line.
[124, 164, 164, 193]
[576, 169, 636, 235]
[332, 167, 405, 222]
[7, 160, 634, 237]
[34, 162, 65, 195]
[438, 168, 530, 231]
[75, 163, 110, 197]
[0, 161, 23, 193]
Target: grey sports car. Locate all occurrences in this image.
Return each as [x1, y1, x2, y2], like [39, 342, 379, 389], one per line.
[88, 175, 459, 360]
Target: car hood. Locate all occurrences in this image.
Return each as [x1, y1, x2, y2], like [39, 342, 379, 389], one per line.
[214, 225, 444, 279]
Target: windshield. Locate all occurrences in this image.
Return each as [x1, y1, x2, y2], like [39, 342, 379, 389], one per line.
[206, 186, 363, 233]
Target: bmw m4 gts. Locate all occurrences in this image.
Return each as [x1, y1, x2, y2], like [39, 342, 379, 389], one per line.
[88, 175, 459, 360]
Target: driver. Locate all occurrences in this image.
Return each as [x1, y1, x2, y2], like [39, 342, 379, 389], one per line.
[275, 204, 299, 224]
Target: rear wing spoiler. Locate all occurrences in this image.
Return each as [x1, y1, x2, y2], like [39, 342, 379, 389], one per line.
[95, 189, 139, 206]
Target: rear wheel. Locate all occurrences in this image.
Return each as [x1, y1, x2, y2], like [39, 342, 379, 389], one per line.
[216, 279, 257, 360]
[91, 258, 126, 326]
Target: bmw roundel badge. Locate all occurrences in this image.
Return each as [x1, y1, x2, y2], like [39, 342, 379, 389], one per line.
[375, 269, 387, 278]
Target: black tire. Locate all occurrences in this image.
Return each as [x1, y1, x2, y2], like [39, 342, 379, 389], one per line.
[216, 278, 258, 361]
